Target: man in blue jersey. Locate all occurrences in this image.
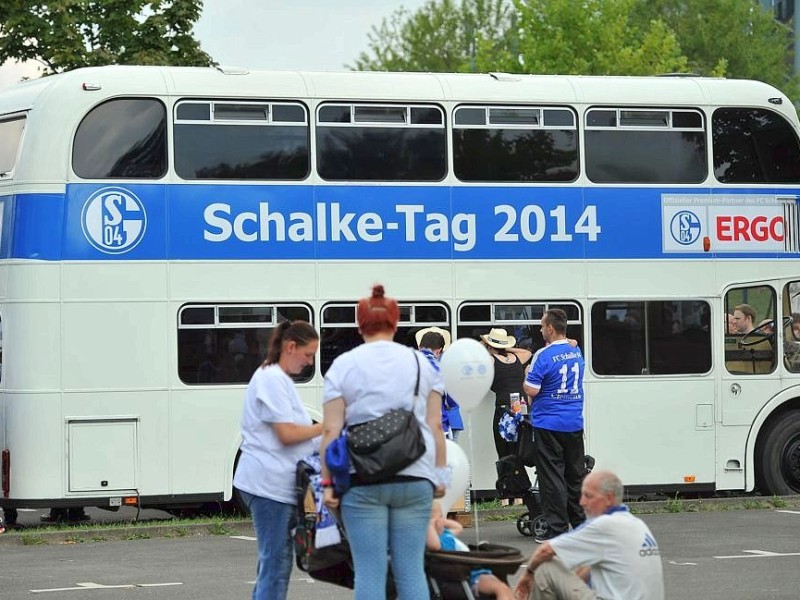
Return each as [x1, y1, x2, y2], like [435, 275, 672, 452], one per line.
[524, 308, 586, 542]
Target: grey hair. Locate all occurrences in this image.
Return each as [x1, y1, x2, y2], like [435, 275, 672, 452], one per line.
[595, 471, 624, 503]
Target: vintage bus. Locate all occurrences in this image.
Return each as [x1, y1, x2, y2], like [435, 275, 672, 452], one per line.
[1, 65, 800, 524]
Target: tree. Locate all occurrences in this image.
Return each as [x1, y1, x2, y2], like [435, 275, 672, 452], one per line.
[0, 0, 213, 74]
[354, 0, 798, 100]
[633, 0, 798, 97]
[486, 0, 687, 75]
[351, 0, 515, 72]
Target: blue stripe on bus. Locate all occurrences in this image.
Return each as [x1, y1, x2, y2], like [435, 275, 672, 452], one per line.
[5, 184, 799, 261]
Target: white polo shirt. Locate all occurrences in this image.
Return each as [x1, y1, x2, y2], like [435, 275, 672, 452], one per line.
[233, 364, 317, 504]
[550, 507, 664, 600]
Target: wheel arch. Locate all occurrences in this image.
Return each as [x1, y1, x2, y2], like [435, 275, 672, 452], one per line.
[747, 391, 800, 493]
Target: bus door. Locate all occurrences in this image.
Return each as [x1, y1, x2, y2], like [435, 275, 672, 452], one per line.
[718, 284, 780, 490]
[587, 299, 715, 489]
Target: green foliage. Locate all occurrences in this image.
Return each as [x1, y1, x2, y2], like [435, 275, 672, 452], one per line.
[0, 0, 213, 74]
[354, 0, 798, 100]
[634, 0, 799, 98]
[769, 496, 789, 508]
[487, 0, 686, 75]
[352, 0, 515, 72]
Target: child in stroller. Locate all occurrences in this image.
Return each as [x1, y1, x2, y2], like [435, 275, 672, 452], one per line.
[426, 501, 514, 600]
[293, 457, 526, 599]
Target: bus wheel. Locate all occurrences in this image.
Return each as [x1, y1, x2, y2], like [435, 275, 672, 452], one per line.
[757, 410, 800, 495]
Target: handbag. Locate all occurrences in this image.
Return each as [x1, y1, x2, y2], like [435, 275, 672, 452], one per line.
[346, 350, 426, 483]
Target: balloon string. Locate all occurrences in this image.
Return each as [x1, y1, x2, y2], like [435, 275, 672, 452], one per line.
[467, 412, 480, 545]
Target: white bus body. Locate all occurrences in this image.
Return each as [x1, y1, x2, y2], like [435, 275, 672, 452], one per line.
[2, 66, 800, 520]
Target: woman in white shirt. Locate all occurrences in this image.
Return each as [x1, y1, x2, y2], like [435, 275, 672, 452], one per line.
[320, 284, 448, 600]
[233, 320, 322, 600]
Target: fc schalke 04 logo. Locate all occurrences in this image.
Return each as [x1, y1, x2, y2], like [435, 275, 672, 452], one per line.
[81, 187, 147, 254]
[669, 210, 701, 246]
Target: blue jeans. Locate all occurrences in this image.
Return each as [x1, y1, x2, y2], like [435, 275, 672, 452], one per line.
[341, 479, 433, 600]
[239, 490, 295, 600]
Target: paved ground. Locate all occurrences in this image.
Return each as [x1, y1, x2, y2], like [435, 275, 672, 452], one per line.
[2, 507, 800, 599]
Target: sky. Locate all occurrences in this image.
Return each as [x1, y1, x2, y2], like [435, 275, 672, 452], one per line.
[0, 0, 429, 92]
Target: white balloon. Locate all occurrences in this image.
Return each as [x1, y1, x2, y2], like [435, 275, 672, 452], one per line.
[440, 338, 494, 412]
[440, 439, 470, 516]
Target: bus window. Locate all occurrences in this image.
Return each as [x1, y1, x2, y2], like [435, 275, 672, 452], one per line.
[457, 301, 583, 354]
[316, 103, 446, 181]
[591, 300, 711, 375]
[453, 105, 578, 182]
[320, 302, 450, 374]
[782, 282, 800, 372]
[72, 98, 167, 179]
[174, 100, 310, 180]
[585, 107, 706, 183]
[0, 116, 25, 178]
[177, 303, 313, 384]
[723, 286, 776, 374]
[713, 108, 800, 184]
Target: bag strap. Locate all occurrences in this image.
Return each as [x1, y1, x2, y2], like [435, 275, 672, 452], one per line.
[412, 349, 421, 402]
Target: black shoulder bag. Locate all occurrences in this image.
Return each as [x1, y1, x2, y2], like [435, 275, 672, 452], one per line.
[346, 350, 426, 483]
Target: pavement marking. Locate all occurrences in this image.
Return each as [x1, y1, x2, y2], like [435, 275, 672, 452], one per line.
[775, 509, 800, 515]
[31, 582, 183, 593]
[714, 549, 800, 559]
[230, 535, 257, 541]
[667, 560, 698, 566]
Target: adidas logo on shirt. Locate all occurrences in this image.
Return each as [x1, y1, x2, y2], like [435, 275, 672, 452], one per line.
[639, 533, 660, 557]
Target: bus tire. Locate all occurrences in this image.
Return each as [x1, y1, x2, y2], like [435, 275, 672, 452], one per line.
[756, 410, 800, 495]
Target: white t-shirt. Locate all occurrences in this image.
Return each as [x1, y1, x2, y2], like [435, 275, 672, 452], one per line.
[323, 340, 445, 485]
[233, 364, 317, 504]
[550, 508, 664, 600]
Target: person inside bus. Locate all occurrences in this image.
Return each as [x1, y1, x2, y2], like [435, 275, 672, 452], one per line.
[416, 326, 463, 441]
[233, 320, 323, 600]
[514, 470, 664, 600]
[732, 304, 756, 334]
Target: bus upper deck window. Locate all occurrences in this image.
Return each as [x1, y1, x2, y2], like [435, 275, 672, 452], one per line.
[316, 103, 446, 181]
[453, 104, 578, 183]
[713, 107, 800, 184]
[73, 98, 167, 179]
[0, 117, 26, 178]
[585, 107, 706, 184]
[174, 99, 310, 181]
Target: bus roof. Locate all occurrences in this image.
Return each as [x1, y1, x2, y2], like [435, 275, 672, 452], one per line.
[0, 65, 790, 115]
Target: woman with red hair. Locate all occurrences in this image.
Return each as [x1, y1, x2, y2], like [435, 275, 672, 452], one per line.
[320, 284, 448, 600]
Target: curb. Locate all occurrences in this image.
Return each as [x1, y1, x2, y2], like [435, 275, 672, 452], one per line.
[3, 495, 800, 545]
[474, 493, 800, 520]
[0, 519, 255, 546]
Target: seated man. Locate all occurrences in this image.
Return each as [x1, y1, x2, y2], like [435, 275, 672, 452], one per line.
[514, 470, 664, 600]
[427, 502, 514, 600]
[732, 304, 756, 335]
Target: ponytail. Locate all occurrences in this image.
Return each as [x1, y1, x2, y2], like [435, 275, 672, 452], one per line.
[262, 320, 319, 367]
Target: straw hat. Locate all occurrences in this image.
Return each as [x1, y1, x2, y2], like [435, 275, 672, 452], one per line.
[480, 328, 516, 349]
[415, 326, 452, 351]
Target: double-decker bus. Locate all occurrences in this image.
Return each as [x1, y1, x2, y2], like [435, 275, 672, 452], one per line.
[2, 65, 800, 524]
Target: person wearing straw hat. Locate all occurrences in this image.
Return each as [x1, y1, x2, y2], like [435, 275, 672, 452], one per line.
[480, 328, 533, 462]
[416, 327, 463, 441]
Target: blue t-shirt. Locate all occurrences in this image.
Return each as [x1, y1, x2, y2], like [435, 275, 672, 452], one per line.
[525, 339, 585, 432]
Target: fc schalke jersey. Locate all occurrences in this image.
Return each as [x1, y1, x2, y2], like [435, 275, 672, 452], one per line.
[525, 339, 585, 432]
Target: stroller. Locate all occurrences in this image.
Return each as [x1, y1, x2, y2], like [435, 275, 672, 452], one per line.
[293, 458, 526, 600]
[495, 415, 595, 538]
